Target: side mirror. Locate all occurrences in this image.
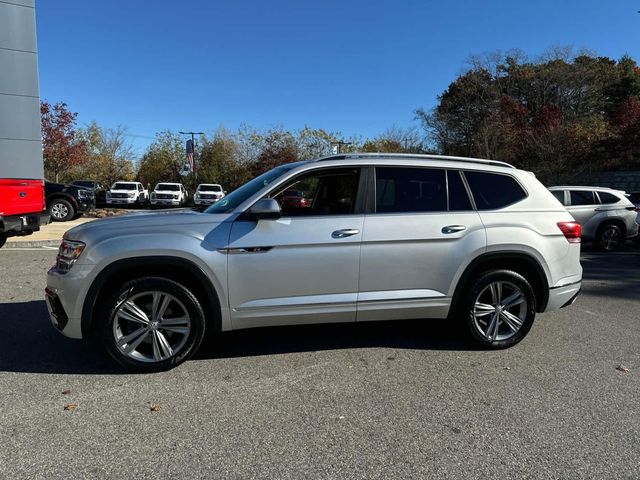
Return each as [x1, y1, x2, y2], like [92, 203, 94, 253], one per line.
[247, 198, 281, 220]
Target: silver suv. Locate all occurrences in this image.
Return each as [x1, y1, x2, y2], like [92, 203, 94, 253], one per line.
[46, 154, 583, 371]
[548, 186, 639, 251]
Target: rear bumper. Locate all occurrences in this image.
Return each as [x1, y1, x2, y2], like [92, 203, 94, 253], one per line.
[543, 281, 581, 312]
[0, 211, 50, 236]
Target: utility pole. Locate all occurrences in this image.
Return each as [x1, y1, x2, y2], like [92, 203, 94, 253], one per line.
[331, 141, 353, 154]
[179, 131, 204, 193]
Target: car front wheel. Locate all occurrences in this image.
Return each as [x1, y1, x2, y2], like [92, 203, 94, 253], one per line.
[100, 277, 206, 372]
[461, 269, 536, 349]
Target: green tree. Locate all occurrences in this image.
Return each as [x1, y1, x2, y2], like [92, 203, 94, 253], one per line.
[417, 49, 640, 183]
[136, 131, 185, 189]
[69, 122, 135, 185]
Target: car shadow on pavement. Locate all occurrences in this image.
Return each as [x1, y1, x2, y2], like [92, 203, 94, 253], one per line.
[0, 300, 121, 375]
[196, 319, 471, 361]
[0, 300, 472, 374]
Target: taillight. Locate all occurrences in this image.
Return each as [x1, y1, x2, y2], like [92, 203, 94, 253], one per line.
[557, 222, 581, 243]
[625, 206, 639, 212]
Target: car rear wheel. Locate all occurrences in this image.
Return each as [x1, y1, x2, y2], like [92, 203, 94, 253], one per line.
[49, 198, 75, 222]
[461, 270, 536, 349]
[597, 224, 623, 252]
[100, 277, 206, 372]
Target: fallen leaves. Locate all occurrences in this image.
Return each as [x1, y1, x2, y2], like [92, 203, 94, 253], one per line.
[61, 389, 71, 395]
[63, 403, 78, 412]
[149, 404, 161, 412]
[616, 364, 630, 374]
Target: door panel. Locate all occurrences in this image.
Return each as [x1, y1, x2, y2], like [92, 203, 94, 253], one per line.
[357, 167, 485, 322]
[227, 216, 364, 328]
[357, 211, 485, 321]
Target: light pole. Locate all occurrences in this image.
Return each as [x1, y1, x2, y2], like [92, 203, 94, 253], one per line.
[179, 131, 204, 193]
[331, 141, 353, 154]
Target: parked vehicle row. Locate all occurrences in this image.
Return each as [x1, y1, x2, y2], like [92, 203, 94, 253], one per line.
[46, 153, 585, 372]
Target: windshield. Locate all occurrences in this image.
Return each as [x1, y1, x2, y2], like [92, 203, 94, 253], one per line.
[198, 185, 222, 192]
[112, 182, 136, 190]
[205, 165, 294, 213]
[156, 184, 180, 191]
[72, 181, 93, 188]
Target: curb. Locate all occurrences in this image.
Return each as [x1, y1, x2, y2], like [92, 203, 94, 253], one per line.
[4, 239, 60, 249]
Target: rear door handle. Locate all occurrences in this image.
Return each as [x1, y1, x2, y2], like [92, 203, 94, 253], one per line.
[332, 229, 360, 239]
[442, 225, 466, 234]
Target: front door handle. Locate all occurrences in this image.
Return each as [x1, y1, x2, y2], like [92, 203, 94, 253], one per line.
[442, 225, 466, 234]
[332, 229, 360, 239]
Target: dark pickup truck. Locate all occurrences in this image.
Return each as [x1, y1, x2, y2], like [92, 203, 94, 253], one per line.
[45, 181, 96, 222]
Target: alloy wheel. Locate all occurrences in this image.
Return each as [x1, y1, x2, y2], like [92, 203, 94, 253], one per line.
[472, 281, 527, 342]
[113, 291, 191, 363]
[51, 203, 69, 219]
[600, 227, 621, 251]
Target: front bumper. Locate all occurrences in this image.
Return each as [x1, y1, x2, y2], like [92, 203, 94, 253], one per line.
[45, 264, 96, 339]
[544, 281, 582, 312]
[107, 197, 137, 205]
[0, 211, 50, 236]
[194, 197, 220, 205]
[151, 198, 181, 205]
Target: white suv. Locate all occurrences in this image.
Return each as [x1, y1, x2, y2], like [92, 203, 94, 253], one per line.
[106, 181, 148, 206]
[46, 154, 582, 371]
[194, 184, 225, 206]
[150, 183, 188, 207]
[548, 186, 639, 251]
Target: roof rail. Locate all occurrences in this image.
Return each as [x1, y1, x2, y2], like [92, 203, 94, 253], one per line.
[314, 152, 516, 169]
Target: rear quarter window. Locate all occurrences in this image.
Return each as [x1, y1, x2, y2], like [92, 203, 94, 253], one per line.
[597, 192, 620, 204]
[463, 171, 527, 210]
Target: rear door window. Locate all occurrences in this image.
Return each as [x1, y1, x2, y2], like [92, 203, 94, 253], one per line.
[463, 171, 527, 210]
[447, 170, 473, 211]
[375, 167, 447, 213]
[569, 190, 596, 206]
[551, 190, 566, 205]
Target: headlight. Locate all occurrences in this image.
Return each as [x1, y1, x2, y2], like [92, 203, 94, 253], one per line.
[194, 192, 200, 198]
[151, 192, 156, 198]
[56, 238, 86, 273]
[78, 189, 94, 199]
[128, 192, 136, 198]
[173, 194, 179, 199]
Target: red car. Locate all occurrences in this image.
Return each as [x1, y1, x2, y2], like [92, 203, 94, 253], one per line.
[281, 190, 310, 209]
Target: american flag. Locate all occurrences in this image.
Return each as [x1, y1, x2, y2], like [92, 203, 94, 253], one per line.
[186, 139, 194, 172]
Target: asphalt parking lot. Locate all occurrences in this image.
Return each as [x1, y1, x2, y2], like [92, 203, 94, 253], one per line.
[0, 247, 639, 479]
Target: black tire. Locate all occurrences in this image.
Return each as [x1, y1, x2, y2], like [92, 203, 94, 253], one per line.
[0, 233, 7, 249]
[596, 223, 623, 252]
[49, 198, 75, 222]
[99, 277, 206, 372]
[459, 269, 536, 349]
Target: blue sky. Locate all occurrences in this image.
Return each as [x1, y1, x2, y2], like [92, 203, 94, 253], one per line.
[36, 0, 640, 155]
